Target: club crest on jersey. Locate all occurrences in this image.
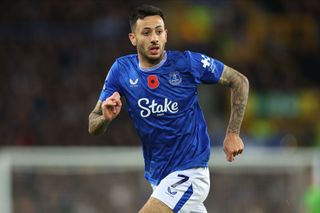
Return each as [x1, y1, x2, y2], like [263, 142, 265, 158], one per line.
[147, 75, 159, 89]
[169, 72, 182, 86]
[129, 78, 139, 87]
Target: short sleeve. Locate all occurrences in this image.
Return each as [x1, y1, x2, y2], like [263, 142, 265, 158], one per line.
[185, 51, 224, 84]
[99, 60, 121, 101]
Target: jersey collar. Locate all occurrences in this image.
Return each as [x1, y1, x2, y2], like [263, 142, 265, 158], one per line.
[138, 51, 167, 72]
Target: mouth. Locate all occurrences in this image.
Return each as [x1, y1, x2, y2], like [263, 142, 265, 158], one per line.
[149, 45, 160, 55]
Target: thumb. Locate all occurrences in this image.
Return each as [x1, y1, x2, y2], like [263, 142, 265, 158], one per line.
[111, 92, 120, 99]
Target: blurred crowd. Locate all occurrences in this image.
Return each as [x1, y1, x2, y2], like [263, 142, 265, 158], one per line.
[0, 0, 319, 147]
[12, 169, 307, 213]
[13, 170, 150, 213]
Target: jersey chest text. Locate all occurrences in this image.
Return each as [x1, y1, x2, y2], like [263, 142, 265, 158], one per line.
[122, 71, 195, 118]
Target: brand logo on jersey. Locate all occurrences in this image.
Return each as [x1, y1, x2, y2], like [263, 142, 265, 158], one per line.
[201, 55, 216, 74]
[169, 72, 182, 86]
[147, 75, 159, 89]
[138, 98, 178, 118]
[129, 78, 139, 87]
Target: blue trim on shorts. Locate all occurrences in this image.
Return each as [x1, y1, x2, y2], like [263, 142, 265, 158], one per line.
[173, 184, 193, 212]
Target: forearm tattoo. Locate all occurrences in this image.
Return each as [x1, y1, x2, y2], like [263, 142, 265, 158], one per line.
[88, 101, 109, 135]
[219, 66, 249, 134]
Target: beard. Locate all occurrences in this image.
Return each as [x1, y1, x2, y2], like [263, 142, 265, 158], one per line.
[137, 44, 164, 66]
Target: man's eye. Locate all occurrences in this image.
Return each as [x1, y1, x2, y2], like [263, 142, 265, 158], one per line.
[157, 30, 163, 35]
[143, 32, 149, 36]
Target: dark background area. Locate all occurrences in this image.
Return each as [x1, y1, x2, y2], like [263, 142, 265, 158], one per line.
[0, 0, 319, 147]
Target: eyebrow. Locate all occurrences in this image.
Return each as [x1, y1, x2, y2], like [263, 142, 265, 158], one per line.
[142, 25, 164, 30]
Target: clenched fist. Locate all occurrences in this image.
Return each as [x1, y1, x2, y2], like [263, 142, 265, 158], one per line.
[223, 132, 244, 162]
[101, 92, 122, 122]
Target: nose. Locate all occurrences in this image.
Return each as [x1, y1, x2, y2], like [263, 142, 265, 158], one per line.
[150, 31, 159, 43]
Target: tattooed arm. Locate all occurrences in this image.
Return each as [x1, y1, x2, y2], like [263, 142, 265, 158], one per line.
[218, 65, 249, 162]
[88, 100, 108, 135]
[219, 65, 249, 134]
[88, 92, 122, 135]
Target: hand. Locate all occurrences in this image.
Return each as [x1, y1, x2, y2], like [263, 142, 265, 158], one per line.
[101, 92, 122, 122]
[223, 132, 244, 162]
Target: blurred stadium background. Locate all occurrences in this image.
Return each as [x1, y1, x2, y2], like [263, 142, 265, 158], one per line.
[0, 0, 319, 212]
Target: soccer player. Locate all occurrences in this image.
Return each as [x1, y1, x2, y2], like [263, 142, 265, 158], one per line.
[88, 5, 249, 213]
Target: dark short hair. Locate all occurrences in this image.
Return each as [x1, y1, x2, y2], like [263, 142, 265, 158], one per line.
[129, 5, 165, 30]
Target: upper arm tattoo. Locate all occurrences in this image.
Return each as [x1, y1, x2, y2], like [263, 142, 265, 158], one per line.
[219, 66, 249, 134]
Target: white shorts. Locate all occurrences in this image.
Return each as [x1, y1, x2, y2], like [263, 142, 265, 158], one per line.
[151, 167, 210, 213]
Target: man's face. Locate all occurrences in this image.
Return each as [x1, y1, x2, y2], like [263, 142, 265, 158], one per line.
[129, 15, 167, 66]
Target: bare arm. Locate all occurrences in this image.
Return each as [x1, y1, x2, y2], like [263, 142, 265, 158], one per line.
[218, 65, 249, 161]
[88, 92, 122, 135]
[219, 65, 249, 134]
[88, 100, 109, 135]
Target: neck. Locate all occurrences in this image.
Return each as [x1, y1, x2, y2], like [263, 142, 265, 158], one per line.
[138, 53, 164, 68]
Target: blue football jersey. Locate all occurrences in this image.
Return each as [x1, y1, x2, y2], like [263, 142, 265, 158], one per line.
[99, 50, 224, 185]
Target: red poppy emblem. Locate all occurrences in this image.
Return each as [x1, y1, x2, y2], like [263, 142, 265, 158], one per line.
[147, 75, 159, 89]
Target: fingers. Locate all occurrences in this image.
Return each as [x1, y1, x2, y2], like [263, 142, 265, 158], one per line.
[226, 153, 234, 162]
[232, 149, 243, 156]
[107, 92, 121, 107]
[103, 92, 121, 107]
[224, 148, 236, 162]
[226, 148, 243, 162]
[114, 98, 122, 108]
[103, 102, 118, 114]
[102, 100, 117, 111]
[110, 92, 121, 100]
[223, 139, 244, 162]
[112, 92, 121, 99]
[101, 92, 122, 117]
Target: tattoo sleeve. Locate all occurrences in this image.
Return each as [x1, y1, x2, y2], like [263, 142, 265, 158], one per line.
[88, 100, 110, 135]
[218, 65, 249, 134]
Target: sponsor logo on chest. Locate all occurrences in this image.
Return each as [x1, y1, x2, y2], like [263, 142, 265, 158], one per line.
[138, 98, 179, 118]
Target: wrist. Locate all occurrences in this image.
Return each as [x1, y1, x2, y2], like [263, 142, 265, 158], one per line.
[101, 115, 111, 125]
[226, 129, 240, 135]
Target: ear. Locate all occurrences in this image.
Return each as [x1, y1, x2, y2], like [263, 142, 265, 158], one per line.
[128, 33, 137, 46]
